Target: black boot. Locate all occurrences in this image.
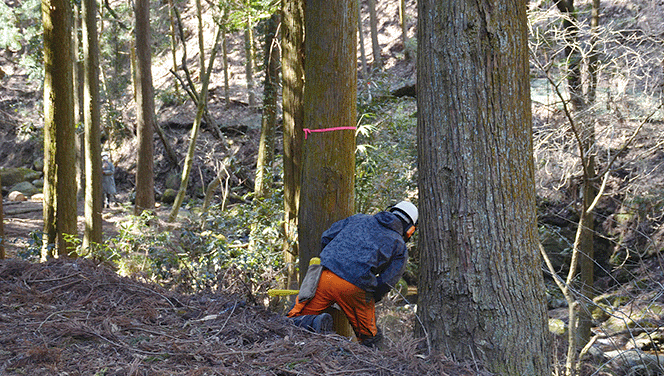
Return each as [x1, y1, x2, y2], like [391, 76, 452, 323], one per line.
[359, 327, 383, 348]
[290, 313, 333, 334]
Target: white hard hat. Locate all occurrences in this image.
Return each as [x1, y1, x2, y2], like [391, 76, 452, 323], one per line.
[389, 201, 418, 225]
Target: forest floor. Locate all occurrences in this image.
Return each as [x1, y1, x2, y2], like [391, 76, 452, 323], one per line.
[0, 258, 490, 376]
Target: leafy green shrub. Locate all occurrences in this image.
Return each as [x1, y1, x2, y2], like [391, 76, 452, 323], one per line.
[98, 193, 285, 295]
[17, 230, 43, 262]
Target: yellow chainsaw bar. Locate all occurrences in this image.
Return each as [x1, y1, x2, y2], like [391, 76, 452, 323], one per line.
[267, 289, 300, 297]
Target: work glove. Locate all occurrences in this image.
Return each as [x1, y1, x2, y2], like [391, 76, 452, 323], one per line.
[373, 283, 391, 303]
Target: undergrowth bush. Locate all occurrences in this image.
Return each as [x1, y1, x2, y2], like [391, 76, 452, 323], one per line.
[94, 193, 285, 296]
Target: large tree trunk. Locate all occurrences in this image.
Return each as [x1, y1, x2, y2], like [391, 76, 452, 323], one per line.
[133, 0, 155, 215]
[42, 0, 78, 258]
[416, 1, 551, 374]
[254, 13, 280, 199]
[281, 0, 305, 291]
[82, 0, 102, 249]
[299, 0, 357, 337]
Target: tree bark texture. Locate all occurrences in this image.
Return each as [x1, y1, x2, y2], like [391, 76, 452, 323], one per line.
[281, 0, 305, 290]
[299, 0, 357, 338]
[82, 0, 103, 249]
[416, 1, 551, 374]
[555, 0, 584, 111]
[398, 0, 410, 60]
[0, 174, 4, 259]
[299, 0, 357, 276]
[357, 0, 369, 79]
[588, 0, 600, 104]
[367, 0, 381, 69]
[254, 13, 280, 199]
[168, 0, 179, 95]
[222, 21, 230, 106]
[73, 6, 85, 200]
[42, 0, 78, 257]
[134, 0, 156, 215]
[299, 0, 357, 278]
[244, 18, 256, 107]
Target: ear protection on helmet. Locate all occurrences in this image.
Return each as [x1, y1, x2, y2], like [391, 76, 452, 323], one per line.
[388, 204, 418, 240]
[405, 223, 416, 239]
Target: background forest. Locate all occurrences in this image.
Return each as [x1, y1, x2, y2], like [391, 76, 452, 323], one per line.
[1, 0, 664, 375]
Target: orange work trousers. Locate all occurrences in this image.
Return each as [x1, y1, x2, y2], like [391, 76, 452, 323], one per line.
[287, 269, 377, 340]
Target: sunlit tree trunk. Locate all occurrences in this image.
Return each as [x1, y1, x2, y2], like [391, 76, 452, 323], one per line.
[222, 8, 230, 107]
[299, 0, 357, 337]
[254, 13, 280, 199]
[357, 0, 368, 79]
[416, 0, 551, 374]
[588, 0, 600, 104]
[244, 15, 256, 107]
[42, 0, 78, 257]
[168, 12, 223, 222]
[167, 0, 179, 95]
[133, 0, 155, 215]
[82, 0, 102, 249]
[281, 0, 305, 291]
[73, 5, 85, 200]
[556, 0, 584, 111]
[367, 0, 381, 69]
[398, 0, 409, 60]
[555, 3, 597, 372]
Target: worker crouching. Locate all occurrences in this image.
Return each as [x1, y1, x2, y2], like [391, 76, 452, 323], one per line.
[288, 201, 418, 347]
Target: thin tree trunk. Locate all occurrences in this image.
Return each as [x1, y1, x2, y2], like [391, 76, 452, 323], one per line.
[398, 0, 409, 60]
[244, 17, 256, 107]
[588, 0, 600, 104]
[153, 119, 178, 164]
[0, 174, 4, 259]
[73, 5, 85, 200]
[254, 13, 280, 199]
[556, 0, 584, 111]
[416, 0, 551, 373]
[82, 0, 103, 249]
[134, 0, 156, 215]
[367, 0, 381, 70]
[168, 24, 224, 222]
[555, 3, 597, 373]
[222, 24, 230, 106]
[168, 0, 179, 95]
[203, 146, 238, 212]
[281, 0, 305, 291]
[357, 0, 368, 79]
